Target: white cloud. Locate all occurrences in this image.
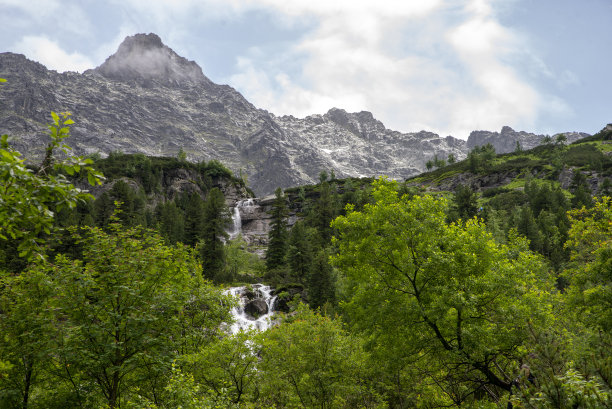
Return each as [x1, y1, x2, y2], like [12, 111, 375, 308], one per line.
[220, 0, 549, 138]
[0, 0, 92, 36]
[13, 36, 95, 72]
[221, 0, 546, 138]
[0, 0, 61, 16]
[4, 0, 560, 139]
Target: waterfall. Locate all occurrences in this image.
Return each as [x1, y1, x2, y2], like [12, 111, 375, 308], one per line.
[224, 284, 277, 334]
[228, 206, 242, 239]
[228, 199, 256, 240]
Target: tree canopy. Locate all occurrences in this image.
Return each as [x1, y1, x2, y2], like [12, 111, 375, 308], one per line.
[331, 178, 553, 405]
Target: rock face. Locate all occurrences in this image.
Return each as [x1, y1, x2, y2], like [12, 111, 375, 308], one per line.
[467, 126, 589, 154]
[0, 33, 589, 195]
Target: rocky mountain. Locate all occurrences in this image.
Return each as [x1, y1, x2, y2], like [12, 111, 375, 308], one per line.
[0, 33, 588, 195]
[466, 126, 589, 153]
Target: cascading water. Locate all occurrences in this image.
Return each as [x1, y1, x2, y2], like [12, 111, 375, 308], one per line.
[227, 199, 256, 240]
[228, 206, 242, 239]
[224, 284, 277, 334]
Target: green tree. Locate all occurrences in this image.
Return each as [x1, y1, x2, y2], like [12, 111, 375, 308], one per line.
[200, 187, 231, 281]
[177, 148, 187, 162]
[311, 181, 337, 245]
[0, 269, 55, 408]
[307, 249, 335, 310]
[155, 201, 185, 244]
[256, 305, 384, 409]
[184, 193, 205, 247]
[0, 111, 103, 261]
[286, 220, 314, 284]
[555, 133, 568, 146]
[450, 184, 479, 221]
[223, 235, 264, 282]
[515, 140, 523, 152]
[447, 153, 456, 164]
[570, 170, 594, 209]
[266, 187, 288, 272]
[564, 197, 612, 332]
[433, 154, 446, 168]
[182, 330, 258, 404]
[562, 197, 612, 395]
[40, 223, 230, 408]
[331, 178, 552, 405]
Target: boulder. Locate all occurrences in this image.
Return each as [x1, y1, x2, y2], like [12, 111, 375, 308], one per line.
[244, 299, 268, 318]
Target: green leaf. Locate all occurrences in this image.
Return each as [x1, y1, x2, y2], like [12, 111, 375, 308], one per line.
[87, 172, 96, 186]
[64, 119, 75, 125]
[50, 111, 59, 124]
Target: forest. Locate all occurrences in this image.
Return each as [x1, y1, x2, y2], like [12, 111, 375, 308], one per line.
[1, 84, 611, 408]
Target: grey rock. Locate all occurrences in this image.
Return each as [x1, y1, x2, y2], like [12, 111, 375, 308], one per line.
[244, 298, 268, 318]
[467, 126, 589, 154]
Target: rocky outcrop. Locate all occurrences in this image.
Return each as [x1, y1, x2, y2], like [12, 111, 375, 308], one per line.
[467, 126, 589, 154]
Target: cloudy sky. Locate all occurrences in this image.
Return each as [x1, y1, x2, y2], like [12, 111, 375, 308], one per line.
[1, 0, 610, 139]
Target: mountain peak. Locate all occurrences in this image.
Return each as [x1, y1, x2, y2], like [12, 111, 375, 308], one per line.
[94, 33, 208, 85]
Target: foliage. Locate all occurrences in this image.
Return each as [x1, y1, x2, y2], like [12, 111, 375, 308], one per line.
[7, 222, 232, 408]
[563, 196, 612, 331]
[0, 112, 103, 261]
[468, 144, 496, 173]
[265, 187, 288, 272]
[563, 143, 609, 169]
[125, 364, 245, 409]
[255, 305, 385, 409]
[200, 188, 232, 282]
[307, 249, 336, 310]
[331, 178, 553, 405]
[224, 236, 265, 282]
[286, 220, 314, 284]
[182, 331, 258, 404]
[449, 184, 479, 222]
[0, 268, 56, 408]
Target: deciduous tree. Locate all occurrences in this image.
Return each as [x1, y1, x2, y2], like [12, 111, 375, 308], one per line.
[331, 178, 552, 405]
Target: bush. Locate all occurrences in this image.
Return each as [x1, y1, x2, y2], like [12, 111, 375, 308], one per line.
[563, 144, 607, 168]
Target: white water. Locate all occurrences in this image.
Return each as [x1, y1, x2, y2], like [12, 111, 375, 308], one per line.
[228, 199, 256, 240]
[224, 284, 277, 334]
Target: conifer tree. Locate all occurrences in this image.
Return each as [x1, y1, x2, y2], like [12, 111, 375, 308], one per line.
[308, 249, 335, 310]
[312, 181, 336, 245]
[287, 220, 314, 283]
[266, 187, 288, 271]
[570, 171, 594, 209]
[184, 193, 204, 246]
[200, 188, 231, 281]
[452, 184, 478, 221]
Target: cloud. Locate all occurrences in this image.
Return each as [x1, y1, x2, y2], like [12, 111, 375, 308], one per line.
[0, 0, 61, 17]
[224, 0, 546, 138]
[4, 0, 560, 138]
[0, 0, 91, 36]
[12, 36, 95, 72]
[445, 0, 540, 134]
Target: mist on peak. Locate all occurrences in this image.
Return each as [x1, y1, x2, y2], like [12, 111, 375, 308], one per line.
[94, 33, 210, 85]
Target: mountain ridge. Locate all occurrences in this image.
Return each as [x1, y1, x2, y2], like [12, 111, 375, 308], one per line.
[0, 33, 590, 195]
